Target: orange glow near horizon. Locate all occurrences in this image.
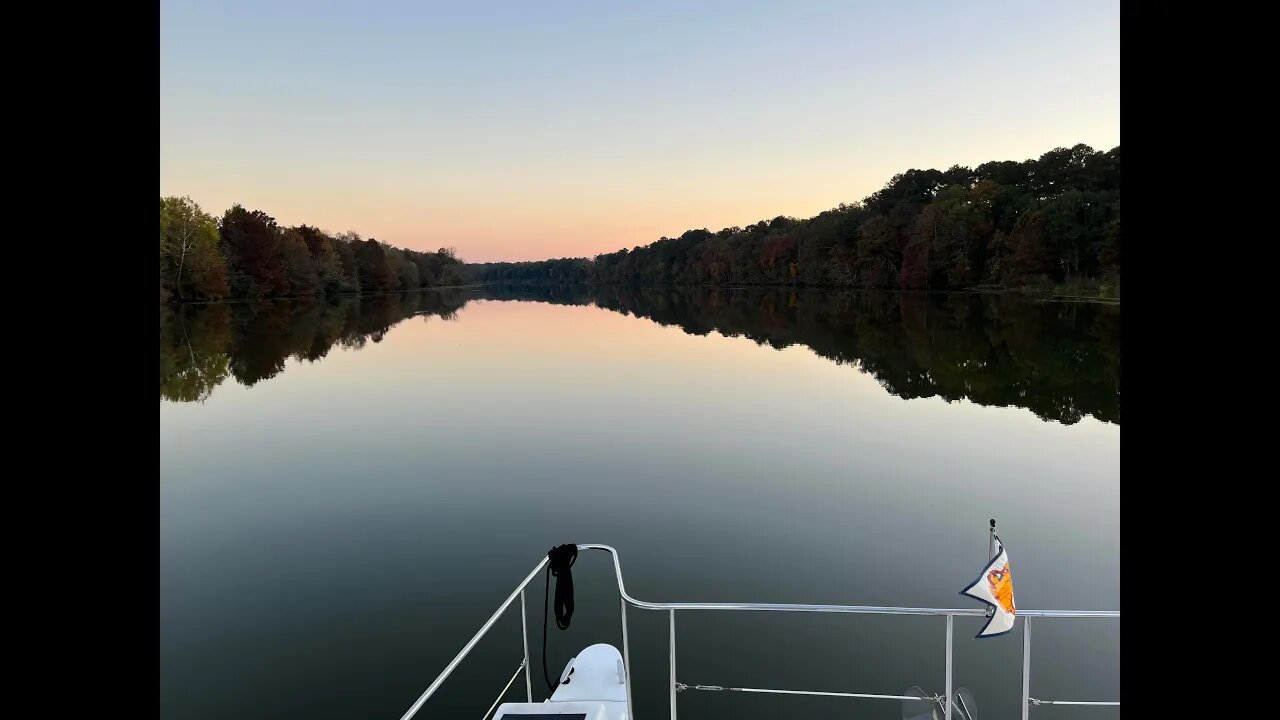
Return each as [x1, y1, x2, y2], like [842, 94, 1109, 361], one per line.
[164, 128, 1119, 264]
[161, 2, 1119, 264]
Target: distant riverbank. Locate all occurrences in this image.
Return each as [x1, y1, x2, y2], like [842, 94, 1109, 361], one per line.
[160, 197, 468, 303]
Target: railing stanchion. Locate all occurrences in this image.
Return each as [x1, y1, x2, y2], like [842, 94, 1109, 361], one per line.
[520, 589, 532, 702]
[669, 609, 678, 720]
[945, 614, 953, 720]
[1021, 617, 1032, 720]
[399, 545, 1117, 718]
[398, 556, 549, 720]
[621, 596, 635, 717]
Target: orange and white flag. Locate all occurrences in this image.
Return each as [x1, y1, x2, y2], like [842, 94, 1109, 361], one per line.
[960, 534, 1016, 637]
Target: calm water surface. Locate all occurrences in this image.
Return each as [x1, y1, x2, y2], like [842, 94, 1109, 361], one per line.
[160, 287, 1119, 719]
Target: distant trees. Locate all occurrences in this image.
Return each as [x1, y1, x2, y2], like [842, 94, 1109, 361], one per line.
[1002, 211, 1052, 284]
[464, 143, 1121, 293]
[332, 231, 364, 293]
[297, 225, 356, 294]
[159, 201, 465, 302]
[159, 196, 228, 300]
[219, 205, 285, 297]
[467, 257, 591, 284]
[355, 238, 393, 291]
[167, 142, 1120, 300]
[280, 228, 322, 296]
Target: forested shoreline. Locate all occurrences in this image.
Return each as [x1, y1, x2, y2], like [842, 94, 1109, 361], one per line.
[467, 143, 1120, 296]
[165, 143, 1118, 302]
[159, 198, 465, 302]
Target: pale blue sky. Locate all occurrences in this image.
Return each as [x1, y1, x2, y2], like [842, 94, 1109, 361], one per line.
[161, 0, 1119, 262]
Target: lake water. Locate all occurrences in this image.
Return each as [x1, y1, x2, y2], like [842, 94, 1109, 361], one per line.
[160, 286, 1119, 719]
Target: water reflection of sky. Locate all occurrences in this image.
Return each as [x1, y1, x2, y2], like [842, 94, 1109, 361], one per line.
[161, 296, 1118, 720]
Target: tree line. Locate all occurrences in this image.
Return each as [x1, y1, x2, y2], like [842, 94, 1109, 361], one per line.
[466, 143, 1120, 294]
[159, 197, 466, 302]
[163, 285, 1119, 425]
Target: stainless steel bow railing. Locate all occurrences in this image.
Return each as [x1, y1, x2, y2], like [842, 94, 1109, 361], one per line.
[398, 544, 1120, 720]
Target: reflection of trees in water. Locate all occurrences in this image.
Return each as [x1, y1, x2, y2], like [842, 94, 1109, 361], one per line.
[161, 285, 1119, 426]
[159, 303, 232, 402]
[159, 291, 470, 402]
[485, 284, 1120, 426]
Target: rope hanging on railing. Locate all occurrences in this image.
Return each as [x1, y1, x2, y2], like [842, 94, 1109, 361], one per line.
[541, 544, 578, 691]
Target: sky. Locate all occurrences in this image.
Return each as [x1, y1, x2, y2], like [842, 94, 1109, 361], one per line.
[160, 0, 1119, 263]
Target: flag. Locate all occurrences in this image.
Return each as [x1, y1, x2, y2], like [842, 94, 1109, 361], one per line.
[960, 534, 1016, 637]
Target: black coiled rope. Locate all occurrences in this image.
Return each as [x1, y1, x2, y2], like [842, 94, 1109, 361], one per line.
[541, 544, 577, 691]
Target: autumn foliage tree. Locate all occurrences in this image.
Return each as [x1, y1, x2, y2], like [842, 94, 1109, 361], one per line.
[1002, 211, 1053, 284]
[351, 239, 388, 292]
[219, 205, 285, 297]
[160, 201, 463, 302]
[296, 225, 356, 294]
[279, 228, 322, 296]
[160, 196, 228, 300]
